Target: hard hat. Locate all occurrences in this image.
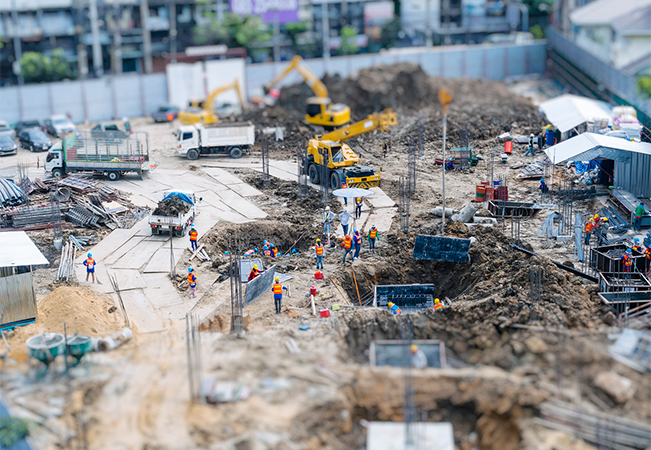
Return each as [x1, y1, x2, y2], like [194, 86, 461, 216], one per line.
[434, 298, 440, 304]
[354, 229, 358, 233]
[316, 238, 321, 242]
[372, 224, 376, 228]
[253, 264, 258, 269]
[594, 214, 599, 218]
[264, 245, 269, 249]
[325, 206, 330, 211]
[530, 134, 534, 137]
[343, 207, 348, 212]
[602, 218, 608, 222]
[388, 302, 394, 307]
[634, 238, 640, 242]
[411, 344, 418, 353]
[311, 285, 315, 289]
[275, 276, 279, 281]
[540, 178, 544, 182]
[627, 248, 632, 253]
[263, 240, 268, 244]
[188, 267, 193, 272]
[87, 253, 92, 257]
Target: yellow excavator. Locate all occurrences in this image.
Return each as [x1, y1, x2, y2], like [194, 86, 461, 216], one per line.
[305, 109, 397, 189]
[264, 56, 351, 129]
[178, 79, 244, 125]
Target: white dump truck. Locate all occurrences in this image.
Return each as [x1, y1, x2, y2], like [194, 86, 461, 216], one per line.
[176, 122, 255, 160]
[149, 190, 197, 237]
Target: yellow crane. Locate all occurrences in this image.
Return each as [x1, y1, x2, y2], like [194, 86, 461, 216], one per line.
[264, 56, 351, 129]
[178, 79, 245, 125]
[305, 109, 397, 189]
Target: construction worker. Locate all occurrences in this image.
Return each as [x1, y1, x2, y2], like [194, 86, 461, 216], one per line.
[342, 234, 354, 264]
[83, 253, 96, 283]
[341, 180, 349, 206]
[584, 219, 594, 245]
[621, 248, 633, 273]
[353, 229, 362, 258]
[270, 243, 278, 258]
[525, 134, 535, 157]
[593, 214, 602, 228]
[368, 225, 378, 252]
[187, 267, 197, 298]
[433, 298, 443, 310]
[248, 264, 263, 281]
[411, 344, 428, 369]
[644, 246, 651, 274]
[538, 178, 548, 194]
[263, 245, 271, 257]
[387, 302, 401, 315]
[271, 277, 288, 314]
[634, 202, 646, 231]
[354, 196, 363, 219]
[315, 239, 324, 270]
[632, 238, 644, 253]
[339, 207, 354, 236]
[189, 226, 198, 251]
[323, 206, 335, 240]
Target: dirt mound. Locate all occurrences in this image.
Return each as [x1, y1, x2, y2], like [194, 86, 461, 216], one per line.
[5, 286, 123, 362]
[152, 195, 190, 216]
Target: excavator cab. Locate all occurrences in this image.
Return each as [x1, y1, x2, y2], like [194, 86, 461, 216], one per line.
[305, 97, 351, 129]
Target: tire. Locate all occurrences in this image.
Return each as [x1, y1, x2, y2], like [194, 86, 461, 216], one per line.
[107, 171, 120, 181]
[52, 168, 64, 178]
[229, 146, 243, 159]
[330, 171, 341, 191]
[29, 144, 34, 152]
[308, 164, 320, 184]
[187, 149, 199, 160]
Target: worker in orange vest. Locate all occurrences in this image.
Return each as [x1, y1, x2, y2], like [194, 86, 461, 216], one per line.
[271, 277, 288, 314]
[342, 234, 354, 264]
[248, 264, 263, 281]
[341, 180, 349, 206]
[644, 246, 651, 274]
[621, 248, 633, 273]
[632, 238, 643, 253]
[315, 239, 324, 270]
[189, 226, 198, 251]
[433, 298, 443, 310]
[187, 267, 197, 298]
[368, 225, 378, 253]
[584, 219, 594, 245]
[83, 252, 96, 283]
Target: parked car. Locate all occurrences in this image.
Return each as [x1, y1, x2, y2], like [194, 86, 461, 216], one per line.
[18, 128, 52, 152]
[152, 105, 180, 123]
[44, 114, 78, 137]
[14, 119, 43, 135]
[0, 133, 17, 156]
[91, 121, 131, 139]
[0, 120, 15, 139]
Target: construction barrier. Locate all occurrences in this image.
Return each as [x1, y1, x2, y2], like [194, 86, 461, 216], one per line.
[475, 185, 486, 202]
[485, 186, 495, 201]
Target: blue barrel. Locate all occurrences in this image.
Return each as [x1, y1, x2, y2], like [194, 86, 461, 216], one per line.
[546, 129, 554, 146]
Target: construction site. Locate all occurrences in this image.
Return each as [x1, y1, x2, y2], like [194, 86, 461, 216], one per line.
[1, 61, 650, 450]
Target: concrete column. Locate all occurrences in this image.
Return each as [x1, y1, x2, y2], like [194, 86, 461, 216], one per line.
[140, 0, 153, 73]
[89, 0, 104, 77]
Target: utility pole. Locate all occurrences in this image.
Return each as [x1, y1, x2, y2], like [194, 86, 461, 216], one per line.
[425, 0, 432, 48]
[11, 0, 24, 85]
[321, 2, 330, 74]
[88, 0, 103, 77]
[439, 88, 451, 235]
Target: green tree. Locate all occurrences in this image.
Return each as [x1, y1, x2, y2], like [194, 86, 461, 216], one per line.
[339, 25, 359, 55]
[637, 76, 651, 99]
[530, 24, 544, 39]
[193, 13, 271, 56]
[380, 17, 401, 50]
[20, 49, 75, 83]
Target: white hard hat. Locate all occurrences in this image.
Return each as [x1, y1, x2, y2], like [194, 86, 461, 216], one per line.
[325, 206, 330, 210]
[343, 207, 347, 212]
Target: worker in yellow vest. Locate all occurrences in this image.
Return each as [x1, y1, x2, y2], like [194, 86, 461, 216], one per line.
[368, 225, 378, 253]
[315, 239, 324, 270]
[189, 226, 198, 251]
[271, 277, 288, 314]
[187, 267, 197, 298]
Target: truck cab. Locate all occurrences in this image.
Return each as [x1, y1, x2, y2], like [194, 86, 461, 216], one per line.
[44, 142, 65, 177]
[177, 126, 199, 156]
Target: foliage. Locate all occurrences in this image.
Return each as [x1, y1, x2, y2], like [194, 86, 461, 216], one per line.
[339, 25, 359, 55]
[192, 13, 271, 54]
[21, 49, 75, 83]
[380, 18, 401, 50]
[524, 0, 554, 16]
[0, 417, 32, 447]
[637, 76, 651, 99]
[530, 24, 544, 39]
[285, 21, 309, 43]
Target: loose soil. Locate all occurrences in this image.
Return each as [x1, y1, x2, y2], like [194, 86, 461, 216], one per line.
[152, 195, 190, 216]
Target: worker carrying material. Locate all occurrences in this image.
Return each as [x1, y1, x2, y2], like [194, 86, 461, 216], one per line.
[189, 226, 198, 251]
[271, 277, 288, 314]
[433, 298, 443, 310]
[387, 302, 401, 315]
[83, 253, 96, 283]
[342, 234, 354, 264]
[248, 264, 263, 281]
[352, 229, 362, 259]
[368, 225, 378, 252]
[632, 238, 643, 253]
[411, 344, 428, 369]
[621, 248, 633, 273]
[187, 267, 197, 298]
[315, 239, 324, 270]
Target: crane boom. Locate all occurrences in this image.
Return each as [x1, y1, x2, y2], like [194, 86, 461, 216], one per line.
[321, 109, 397, 143]
[263, 56, 328, 98]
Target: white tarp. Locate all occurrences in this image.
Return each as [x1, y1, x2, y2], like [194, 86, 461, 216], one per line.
[539, 94, 612, 133]
[0, 231, 49, 267]
[544, 132, 651, 163]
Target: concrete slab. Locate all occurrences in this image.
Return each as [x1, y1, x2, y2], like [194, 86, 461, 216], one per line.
[269, 160, 299, 176]
[141, 274, 184, 308]
[77, 227, 142, 264]
[75, 263, 112, 293]
[112, 240, 164, 270]
[112, 290, 165, 333]
[129, 193, 158, 209]
[203, 167, 247, 185]
[104, 236, 147, 266]
[366, 422, 454, 450]
[143, 242, 185, 273]
[108, 269, 147, 291]
[367, 187, 395, 208]
[366, 207, 397, 233]
[217, 190, 267, 220]
[228, 183, 263, 197]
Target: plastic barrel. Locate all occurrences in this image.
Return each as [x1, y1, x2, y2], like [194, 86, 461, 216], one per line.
[485, 186, 495, 201]
[475, 185, 486, 202]
[504, 140, 513, 154]
[493, 180, 502, 186]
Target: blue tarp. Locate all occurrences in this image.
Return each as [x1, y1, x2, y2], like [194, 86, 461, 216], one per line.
[161, 192, 194, 205]
[573, 160, 599, 174]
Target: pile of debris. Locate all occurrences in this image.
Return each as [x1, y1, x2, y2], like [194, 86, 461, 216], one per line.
[152, 195, 190, 216]
[0, 175, 148, 231]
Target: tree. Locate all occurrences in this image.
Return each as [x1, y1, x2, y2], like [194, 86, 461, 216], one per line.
[339, 25, 359, 55]
[193, 13, 271, 57]
[638, 76, 651, 99]
[381, 17, 401, 50]
[20, 49, 75, 83]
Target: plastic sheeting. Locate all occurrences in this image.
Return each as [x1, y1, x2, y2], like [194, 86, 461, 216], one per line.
[161, 192, 194, 206]
[614, 152, 651, 198]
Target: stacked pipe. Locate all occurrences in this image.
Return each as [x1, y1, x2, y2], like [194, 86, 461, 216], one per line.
[0, 178, 28, 207]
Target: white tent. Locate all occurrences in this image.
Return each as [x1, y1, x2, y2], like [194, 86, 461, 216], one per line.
[543, 133, 651, 163]
[539, 94, 612, 133]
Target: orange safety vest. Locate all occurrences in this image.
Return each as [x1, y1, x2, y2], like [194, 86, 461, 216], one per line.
[248, 269, 258, 280]
[593, 218, 602, 228]
[188, 273, 196, 286]
[273, 283, 283, 294]
[316, 244, 323, 255]
[633, 245, 643, 253]
[85, 257, 95, 269]
[585, 222, 593, 233]
[342, 181, 348, 189]
[272, 247, 278, 257]
[167, 112, 174, 122]
[645, 247, 651, 260]
[344, 236, 352, 249]
[623, 255, 632, 267]
[355, 197, 362, 204]
[369, 229, 377, 239]
[433, 303, 443, 310]
[189, 230, 198, 240]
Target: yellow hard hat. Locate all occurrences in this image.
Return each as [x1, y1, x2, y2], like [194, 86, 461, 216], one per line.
[316, 238, 321, 242]
[275, 276, 279, 281]
[602, 218, 608, 222]
[434, 298, 440, 304]
[411, 344, 417, 353]
[388, 302, 394, 307]
[594, 214, 599, 219]
[253, 264, 258, 270]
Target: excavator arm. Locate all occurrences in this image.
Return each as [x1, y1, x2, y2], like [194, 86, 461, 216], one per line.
[263, 55, 328, 98]
[203, 79, 244, 111]
[321, 109, 397, 143]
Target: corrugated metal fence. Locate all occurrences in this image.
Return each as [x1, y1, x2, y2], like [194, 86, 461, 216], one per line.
[0, 42, 547, 124]
[0, 271, 37, 327]
[614, 153, 651, 198]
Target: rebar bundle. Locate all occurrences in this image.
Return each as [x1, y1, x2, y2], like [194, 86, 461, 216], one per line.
[296, 143, 307, 197]
[399, 176, 410, 233]
[261, 135, 270, 189]
[529, 258, 542, 322]
[229, 251, 244, 334]
[408, 140, 417, 194]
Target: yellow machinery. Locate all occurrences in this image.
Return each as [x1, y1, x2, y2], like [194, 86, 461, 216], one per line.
[305, 109, 397, 189]
[264, 56, 351, 129]
[178, 80, 244, 125]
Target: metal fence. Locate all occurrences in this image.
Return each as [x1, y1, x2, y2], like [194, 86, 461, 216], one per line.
[547, 28, 651, 117]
